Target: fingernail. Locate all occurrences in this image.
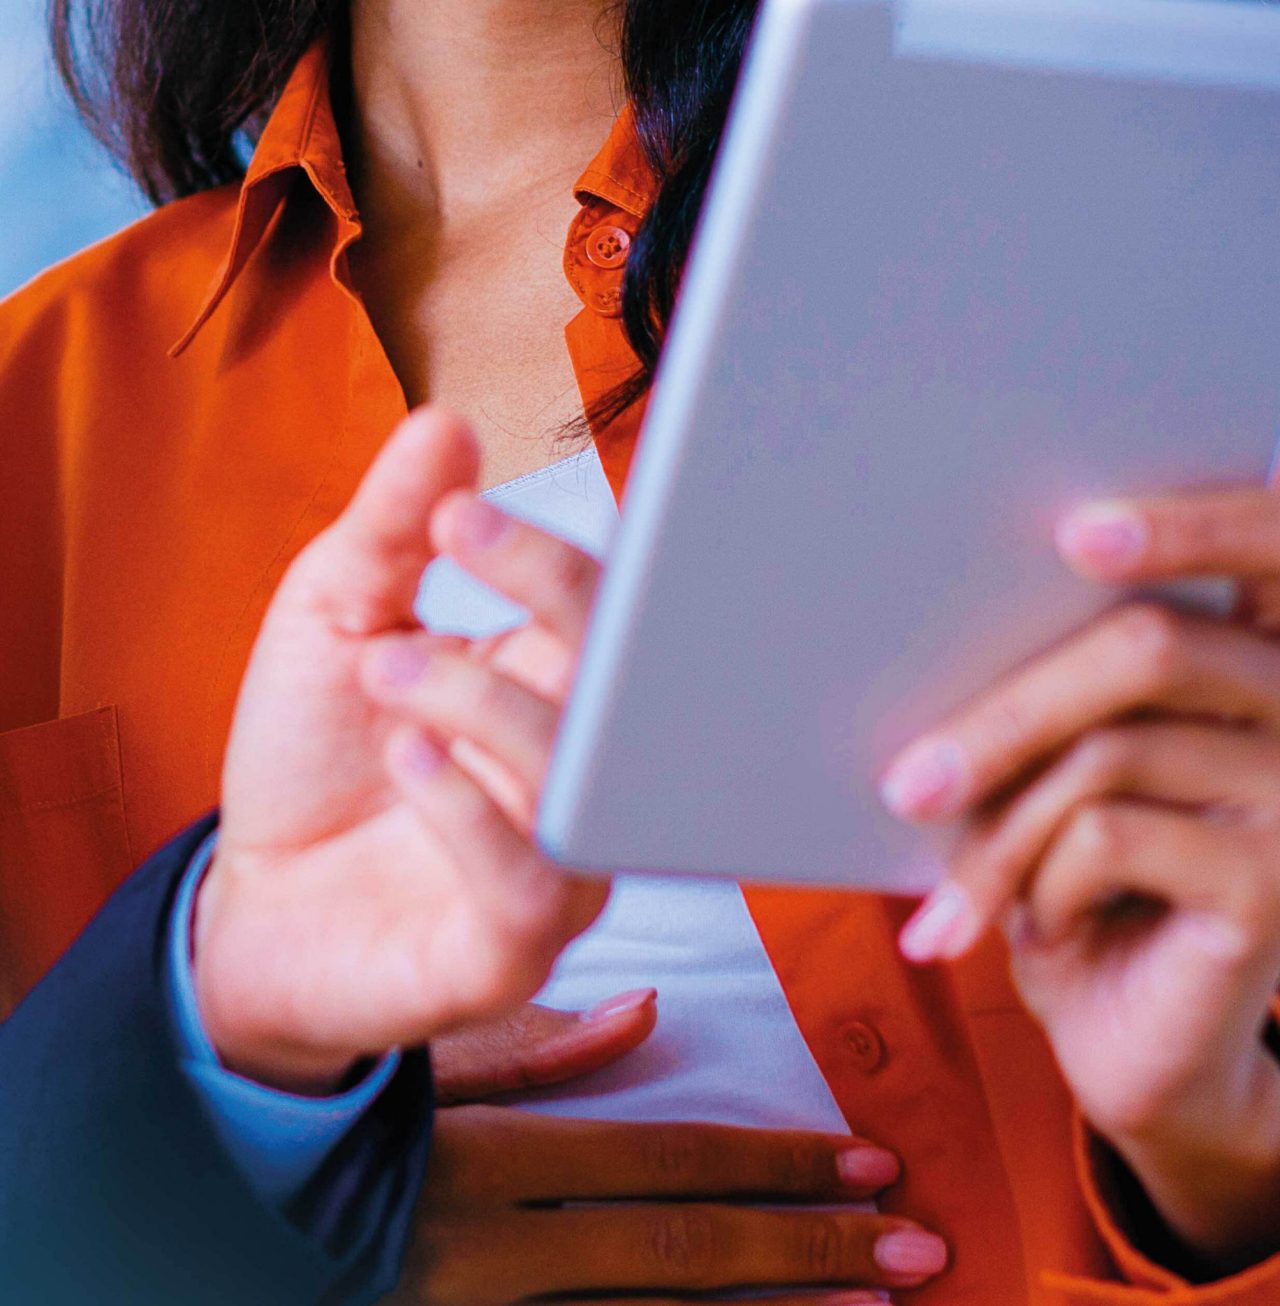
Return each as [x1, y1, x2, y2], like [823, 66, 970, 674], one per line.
[836, 1146, 900, 1189]
[399, 733, 446, 778]
[899, 881, 977, 963]
[879, 740, 967, 819]
[373, 642, 431, 688]
[452, 498, 510, 550]
[874, 1229, 949, 1278]
[1055, 502, 1148, 573]
[582, 987, 657, 1022]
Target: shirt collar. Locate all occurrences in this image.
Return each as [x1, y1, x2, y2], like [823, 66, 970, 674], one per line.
[171, 37, 657, 357]
[574, 102, 658, 220]
[170, 37, 354, 356]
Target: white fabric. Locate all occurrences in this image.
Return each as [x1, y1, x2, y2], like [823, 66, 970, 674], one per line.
[415, 445, 850, 1134]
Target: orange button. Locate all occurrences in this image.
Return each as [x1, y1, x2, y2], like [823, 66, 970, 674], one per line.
[586, 225, 631, 269]
[840, 1020, 887, 1074]
[591, 286, 624, 317]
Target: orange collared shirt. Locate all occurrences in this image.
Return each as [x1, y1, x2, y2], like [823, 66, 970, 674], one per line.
[2, 37, 1277, 1306]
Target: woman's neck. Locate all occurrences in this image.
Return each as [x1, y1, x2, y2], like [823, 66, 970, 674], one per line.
[348, 0, 621, 237]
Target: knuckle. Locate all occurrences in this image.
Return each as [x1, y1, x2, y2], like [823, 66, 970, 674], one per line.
[1112, 604, 1184, 683]
[768, 1140, 826, 1194]
[1069, 729, 1134, 786]
[796, 1214, 850, 1279]
[986, 691, 1031, 750]
[640, 1125, 709, 1184]
[1069, 803, 1125, 863]
[645, 1208, 722, 1283]
[548, 544, 597, 600]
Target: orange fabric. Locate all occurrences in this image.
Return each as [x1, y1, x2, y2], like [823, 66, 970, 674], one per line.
[1, 37, 1276, 1303]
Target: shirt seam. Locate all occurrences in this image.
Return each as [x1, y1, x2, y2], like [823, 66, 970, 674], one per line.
[481, 448, 597, 502]
[577, 170, 653, 218]
[0, 780, 123, 817]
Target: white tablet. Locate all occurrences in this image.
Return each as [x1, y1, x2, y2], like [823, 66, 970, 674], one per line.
[537, 0, 1280, 892]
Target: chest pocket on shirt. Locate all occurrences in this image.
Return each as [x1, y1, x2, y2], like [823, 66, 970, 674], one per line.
[0, 707, 133, 1020]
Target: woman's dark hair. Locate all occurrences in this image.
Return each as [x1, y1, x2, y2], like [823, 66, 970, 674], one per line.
[51, 0, 759, 421]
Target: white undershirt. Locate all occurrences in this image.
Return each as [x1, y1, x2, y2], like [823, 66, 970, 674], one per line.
[415, 446, 850, 1135]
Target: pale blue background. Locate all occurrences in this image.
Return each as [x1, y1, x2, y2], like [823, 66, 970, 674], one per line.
[0, 0, 148, 299]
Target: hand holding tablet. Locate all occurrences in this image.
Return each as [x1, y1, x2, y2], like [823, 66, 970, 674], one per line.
[537, 0, 1280, 891]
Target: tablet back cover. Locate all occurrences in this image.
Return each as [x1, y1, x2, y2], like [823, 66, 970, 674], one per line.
[539, 0, 1280, 890]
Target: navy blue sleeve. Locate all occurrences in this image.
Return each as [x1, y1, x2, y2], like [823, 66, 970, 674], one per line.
[166, 832, 404, 1207]
[0, 813, 435, 1306]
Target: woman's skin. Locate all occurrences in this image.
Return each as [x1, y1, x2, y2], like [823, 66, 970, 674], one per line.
[196, 412, 949, 1297]
[190, 0, 1280, 1291]
[884, 494, 1280, 1271]
[351, 431, 1280, 1279]
[197, 1, 951, 1294]
[346, 0, 620, 486]
[427, 1008, 902, 1303]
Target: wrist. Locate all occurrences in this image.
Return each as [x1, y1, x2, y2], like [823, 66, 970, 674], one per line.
[1101, 1050, 1280, 1275]
[192, 850, 362, 1097]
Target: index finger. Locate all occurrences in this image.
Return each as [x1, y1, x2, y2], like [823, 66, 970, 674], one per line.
[1056, 484, 1280, 583]
[431, 491, 602, 646]
[878, 605, 1280, 829]
[464, 1112, 900, 1203]
[294, 407, 480, 635]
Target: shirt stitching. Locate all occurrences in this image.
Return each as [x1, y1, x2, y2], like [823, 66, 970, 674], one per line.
[481, 449, 596, 502]
[0, 781, 124, 818]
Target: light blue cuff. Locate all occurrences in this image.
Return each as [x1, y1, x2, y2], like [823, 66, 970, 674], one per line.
[166, 831, 402, 1206]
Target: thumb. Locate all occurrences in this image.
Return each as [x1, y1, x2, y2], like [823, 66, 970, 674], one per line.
[432, 991, 658, 1105]
[297, 407, 480, 636]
